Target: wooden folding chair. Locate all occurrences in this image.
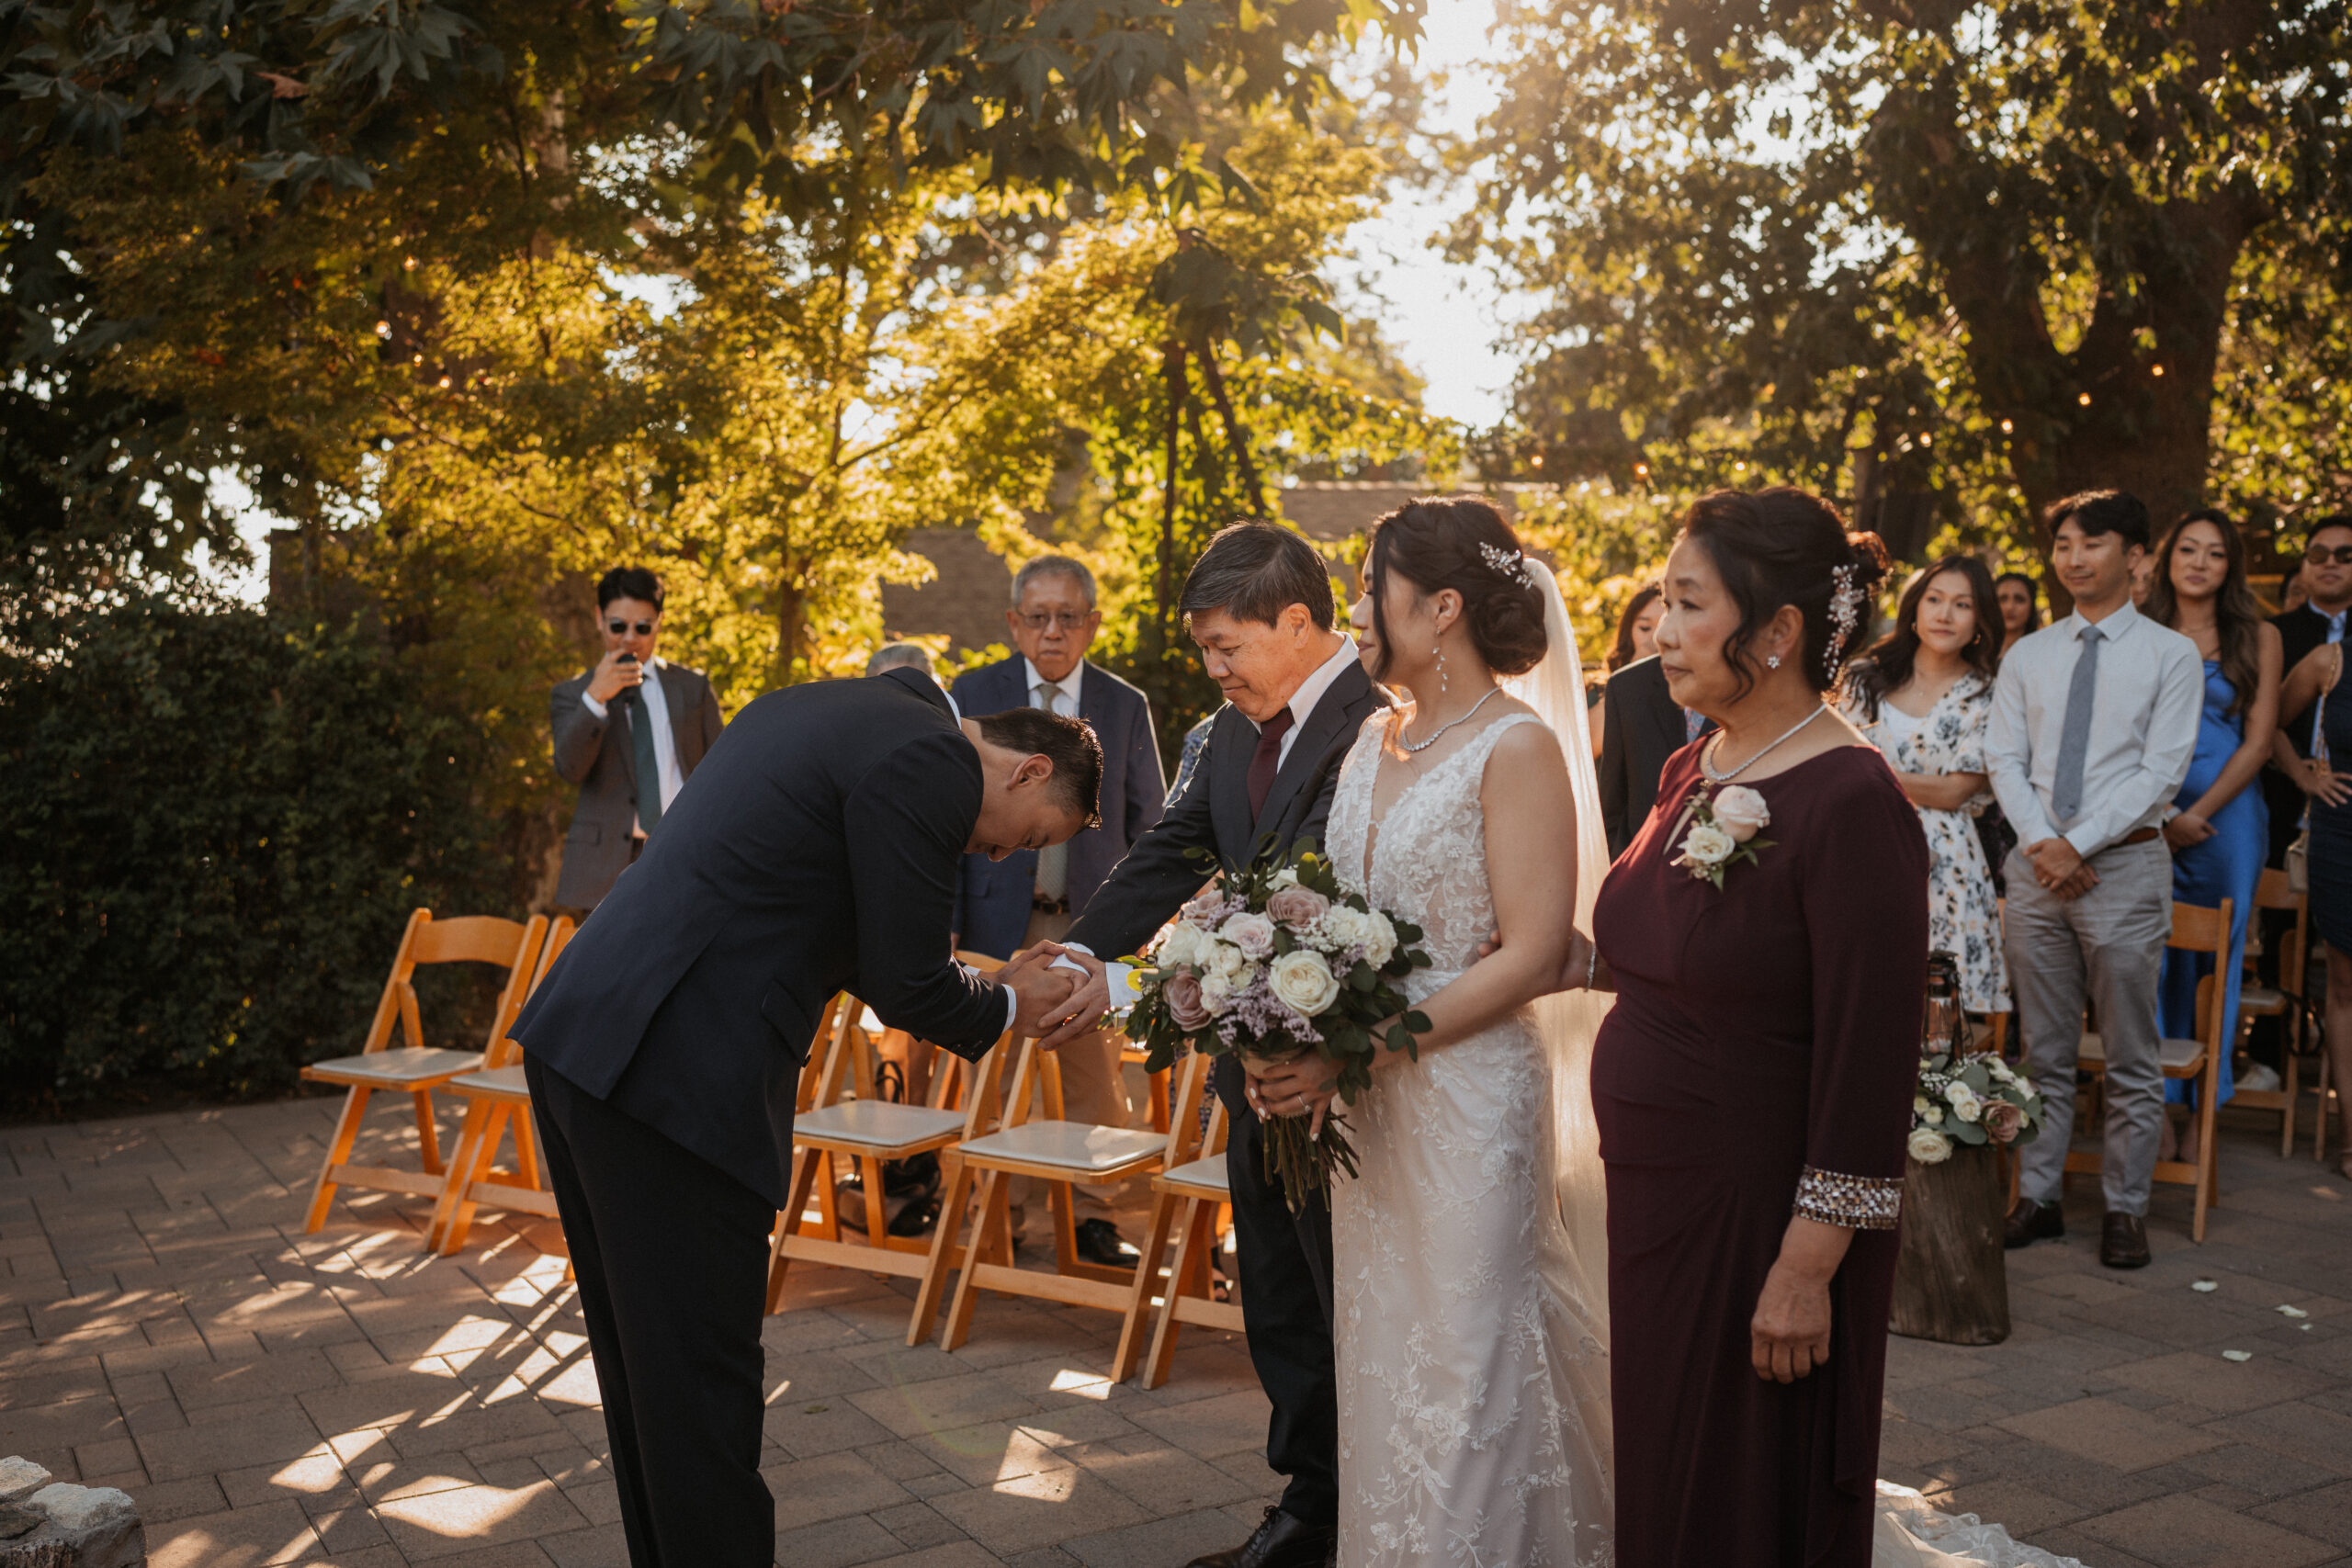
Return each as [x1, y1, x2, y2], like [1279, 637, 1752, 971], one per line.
[1120, 1040, 1172, 1136]
[2227, 869, 2310, 1154]
[300, 909, 548, 1233]
[911, 1024, 1169, 1350]
[424, 918, 579, 1254]
[2067, 898, 2232, 1241]
[763, 976, 981, 1313]
[1114, 1049, 1243, 1386]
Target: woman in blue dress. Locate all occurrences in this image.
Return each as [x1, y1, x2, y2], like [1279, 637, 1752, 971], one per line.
[2144, 509, 2280, 1170]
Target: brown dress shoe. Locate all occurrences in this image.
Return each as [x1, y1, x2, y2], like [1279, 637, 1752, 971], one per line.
[2100, 1211, 2151, 1269]
[2004, 1197, 2064, 1249]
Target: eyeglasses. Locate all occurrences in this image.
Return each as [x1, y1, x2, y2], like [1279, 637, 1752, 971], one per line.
[1017, 611, 1095, 632]
[607, 619, 656, 637]
[2308, 546, 2352, 567]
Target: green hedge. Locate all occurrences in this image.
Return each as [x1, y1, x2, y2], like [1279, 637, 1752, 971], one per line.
[0, 596, 502, 1111]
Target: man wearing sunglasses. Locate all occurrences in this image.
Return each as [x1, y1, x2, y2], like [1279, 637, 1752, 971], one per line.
[2267, 516, 2352, 867]
[552, 567, 727, 910]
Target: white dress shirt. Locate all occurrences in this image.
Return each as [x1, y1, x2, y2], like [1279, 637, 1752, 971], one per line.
[1986, 601, 2205, 859]
[581, 657, 685, 836]
[1024, 660, 1083, 902]
[1261, 634, 1363, 766]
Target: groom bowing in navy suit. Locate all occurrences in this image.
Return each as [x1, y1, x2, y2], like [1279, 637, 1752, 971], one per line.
[1044, 522, 1388, 1568]
[952, 556, 1166, 1265]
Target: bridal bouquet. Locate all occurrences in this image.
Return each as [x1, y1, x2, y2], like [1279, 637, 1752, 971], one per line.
[1123, 839, 1431, 1211]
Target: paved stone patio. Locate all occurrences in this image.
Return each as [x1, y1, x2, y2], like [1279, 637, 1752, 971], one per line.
[6, 1092, 2352, 1567]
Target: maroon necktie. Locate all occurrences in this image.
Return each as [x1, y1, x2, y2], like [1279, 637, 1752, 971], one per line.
[1248, 708, 1295, 820]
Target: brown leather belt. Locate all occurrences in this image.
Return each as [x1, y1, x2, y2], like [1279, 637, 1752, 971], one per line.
[2113, 827, 2161, 848]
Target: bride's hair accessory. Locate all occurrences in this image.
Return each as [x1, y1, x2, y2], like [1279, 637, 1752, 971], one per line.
[1480, 541, 1537, 588]
[1824, 561, 1866, 671]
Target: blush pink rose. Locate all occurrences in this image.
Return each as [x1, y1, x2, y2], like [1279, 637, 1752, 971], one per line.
[1220, 912, 1278, 959]
[1161, 971, 1210, 1030]
[1182, 890, 1227, 930]
[1266, 885, 1331, 929]
[1982, 1100, 2023, 1145]
[1712, 784, 1771, 842]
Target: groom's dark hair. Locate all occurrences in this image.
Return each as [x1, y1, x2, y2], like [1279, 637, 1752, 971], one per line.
[972, 707, 1104, 826]
[1181, 521, 1336, 629]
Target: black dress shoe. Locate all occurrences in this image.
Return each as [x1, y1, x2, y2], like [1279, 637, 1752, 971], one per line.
[1185, 1506, 1336, 1568]
[2101, 1211, 2151, 1269]
[2004, 1197, 2064, 1249]
[1076, 1217, 1141, 1269]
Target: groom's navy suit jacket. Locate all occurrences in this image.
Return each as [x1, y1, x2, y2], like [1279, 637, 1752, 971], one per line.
[514, 666, 1010, 1206]
[1068, 655, 1390, 1111]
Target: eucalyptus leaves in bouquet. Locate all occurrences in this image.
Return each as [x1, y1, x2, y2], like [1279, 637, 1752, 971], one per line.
[1909, 1043, 2046, 1166]
[1124, 838, 1431, 1210]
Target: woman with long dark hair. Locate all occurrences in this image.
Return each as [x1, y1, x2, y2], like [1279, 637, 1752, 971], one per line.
[1608, 582, 1666, 672]
[1995, 570, 2041, 656]
[1840, 557, 2010, 1016]
[2143, 507, 2279, 1166]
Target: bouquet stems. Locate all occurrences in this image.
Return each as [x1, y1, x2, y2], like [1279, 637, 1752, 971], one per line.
[1260, 1110, 1361, 1213]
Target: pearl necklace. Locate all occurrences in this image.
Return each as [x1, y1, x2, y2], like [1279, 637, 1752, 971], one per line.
[1702, 705, 1827, 784]
[1396, 687, 1503, 755]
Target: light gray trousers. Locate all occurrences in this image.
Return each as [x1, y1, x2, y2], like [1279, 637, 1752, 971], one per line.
[2005, 839, 2173, 1216]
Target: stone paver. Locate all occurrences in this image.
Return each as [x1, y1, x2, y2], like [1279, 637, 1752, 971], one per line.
[7, 1091, 2352, 1564]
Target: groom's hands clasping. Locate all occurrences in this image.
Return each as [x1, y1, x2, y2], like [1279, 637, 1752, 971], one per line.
[999, 944, 1081, 1039]
[1033, 949, 1113, 1052]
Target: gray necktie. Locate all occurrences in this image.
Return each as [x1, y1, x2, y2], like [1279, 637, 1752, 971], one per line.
[1034, 682, 1070, 902]
[2051, 624, 2103, 825]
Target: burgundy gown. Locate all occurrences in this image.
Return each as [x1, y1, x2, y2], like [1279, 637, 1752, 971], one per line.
[1593, 743, 1928, 1567]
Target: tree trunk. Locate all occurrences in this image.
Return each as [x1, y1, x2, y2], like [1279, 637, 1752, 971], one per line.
[1158, 341, 1187, 646]
[1890, 1146, 2011, 1346]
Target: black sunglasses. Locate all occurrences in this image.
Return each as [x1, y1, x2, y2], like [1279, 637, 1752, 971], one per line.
[2308, 546, 2352, 567]
[607, 619, 656, 636]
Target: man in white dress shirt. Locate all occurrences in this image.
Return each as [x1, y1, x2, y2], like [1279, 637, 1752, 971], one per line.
[1989, 491, 2203, 1269]
[551, 568, 727, 911]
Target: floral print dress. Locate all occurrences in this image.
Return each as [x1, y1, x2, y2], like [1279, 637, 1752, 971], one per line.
[1844, 675, 2011, 1013]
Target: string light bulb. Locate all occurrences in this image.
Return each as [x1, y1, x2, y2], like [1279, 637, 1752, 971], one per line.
[2152, 365, 2165, 377]
[2000, 419, 2014, 434]
[2078, 393, 2092, 406]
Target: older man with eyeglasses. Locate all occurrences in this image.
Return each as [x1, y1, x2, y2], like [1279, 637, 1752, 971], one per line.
[551, 567, 727, 913]
[951, 554, 1167, 1266]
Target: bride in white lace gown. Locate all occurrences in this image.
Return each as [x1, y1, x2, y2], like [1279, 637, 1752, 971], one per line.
[1245, 499, 1616, 1568]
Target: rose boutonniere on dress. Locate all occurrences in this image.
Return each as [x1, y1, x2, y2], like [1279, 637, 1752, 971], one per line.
[1669, 783, 1776, 888]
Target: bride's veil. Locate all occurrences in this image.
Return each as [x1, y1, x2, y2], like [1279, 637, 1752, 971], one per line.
[1498, 558, 1615, 1439]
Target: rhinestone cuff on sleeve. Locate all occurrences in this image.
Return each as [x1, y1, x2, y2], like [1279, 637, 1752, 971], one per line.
[1792, 1166, 1903, 1230]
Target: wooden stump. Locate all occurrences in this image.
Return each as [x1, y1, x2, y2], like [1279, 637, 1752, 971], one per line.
[1890, 1145, 2011, 1346]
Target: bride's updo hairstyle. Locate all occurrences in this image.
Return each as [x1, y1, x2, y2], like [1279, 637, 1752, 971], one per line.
[1363, 496, 1549, 682]
[1679, 487, 1892, 699]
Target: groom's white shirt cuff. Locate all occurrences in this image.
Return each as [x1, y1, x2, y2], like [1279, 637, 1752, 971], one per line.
[1055, 944, 1137, 1008]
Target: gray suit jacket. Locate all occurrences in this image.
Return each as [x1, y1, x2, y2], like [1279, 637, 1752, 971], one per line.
[551, 660, 725, 908]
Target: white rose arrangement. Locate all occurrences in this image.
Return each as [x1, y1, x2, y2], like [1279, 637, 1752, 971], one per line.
[1911, 994, 2045, 1165]
[1125, 837, 1434, 1211]
[1668, 783, 1776, 888]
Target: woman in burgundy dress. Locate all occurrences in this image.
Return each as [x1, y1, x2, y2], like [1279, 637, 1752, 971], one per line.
[1585, 489, 1928, 1566]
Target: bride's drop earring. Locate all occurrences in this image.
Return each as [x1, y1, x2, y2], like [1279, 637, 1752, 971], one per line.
[1435, 644, 1448, 697]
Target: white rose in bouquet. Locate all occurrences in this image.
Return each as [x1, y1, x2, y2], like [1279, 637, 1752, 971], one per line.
[1269, 949, 1342, 1016]
[1711, 785, 1771, 842]
[1155, 920, 1208, 970]
[1947, 1083, 1984, 1123]
[1200, 962, 1257, 1015]
[1211, 942, 1253, 982]
[1270, 866, 1301, 890]
[1681, 822, 1736, 866]
[1317, 903, 1375, 954]
[1360, 910, 1398, 967]
[1907, 1126, 1953, 1164]
[1220, 912, 1278, 960]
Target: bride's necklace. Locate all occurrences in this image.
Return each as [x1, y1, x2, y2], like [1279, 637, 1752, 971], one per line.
[1702, 704, 1827, 783]
[1396, 686, 1503, 755]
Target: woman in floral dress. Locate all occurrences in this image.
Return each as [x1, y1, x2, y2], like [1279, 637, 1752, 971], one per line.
[1841, 556, 2011, 1016]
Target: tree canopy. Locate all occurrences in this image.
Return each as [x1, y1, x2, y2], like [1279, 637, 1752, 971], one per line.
[1464, 0, 2352, 557]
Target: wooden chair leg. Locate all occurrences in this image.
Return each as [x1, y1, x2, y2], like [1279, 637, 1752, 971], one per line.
[411, 1089, 446, 1176]
[2284, 1054, 2301, 1158]
[814, 1151, 842, 1241]
[304, 1087, 374, 1233]
[1147, 1198, 1212, 1390]
[765, 1145, 829, 1313]
[1147, 1068, 1170, 1135]
[907, 1161, 977, 1344]
[944, 1168, 1012, 1351]
[438, 1103, 512, 1257]
[1114, 1190, 1183, 1383]
[861, 1155, 891, 1251]
[513, 1110, 542, 1191]
[426, 1098, 494, 1249]
[2321, 1054, 2335, 1164]
[1048, 1179, 1080, 1277]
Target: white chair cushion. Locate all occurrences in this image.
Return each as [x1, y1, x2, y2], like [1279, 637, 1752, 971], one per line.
[797, 1101, 965, 1149]
[306, 1047, 483, 1086]
[449, 1065, 530, 1099]
[1159, 1155, 1229, 1193]
[2078, 1033, 2204, 1072]
[2240, 985, 2290, 1014]
[959, 1121, 1166, 1174]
